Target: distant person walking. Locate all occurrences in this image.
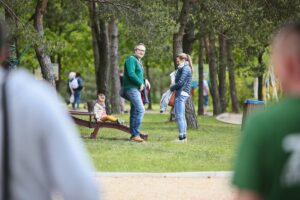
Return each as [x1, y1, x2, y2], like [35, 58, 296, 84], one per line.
[170, 53, 192, 143]
[203, 78, 209, 115]
[233, 22, 300, 200]
[67, 72, 83, 110]
[67, 71, 76, 107]
[74, 72, 83, 109]
[120, 43, 150, 142]
[0, 21, 99, 200]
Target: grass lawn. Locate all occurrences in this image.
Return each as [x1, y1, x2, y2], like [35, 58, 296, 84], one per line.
[79, 111, 241, 172]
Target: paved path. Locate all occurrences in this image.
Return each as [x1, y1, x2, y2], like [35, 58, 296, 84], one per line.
[95, 172, 235, 200]
[216, 113, 242, 125]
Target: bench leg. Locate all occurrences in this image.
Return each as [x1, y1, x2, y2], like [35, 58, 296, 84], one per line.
[90, 127, 100, 139]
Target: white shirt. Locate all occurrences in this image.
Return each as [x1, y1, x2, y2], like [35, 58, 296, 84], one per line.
[0, 69, 99, 200]
[93, 101, 107, 120]
[203, 79, 209, 96]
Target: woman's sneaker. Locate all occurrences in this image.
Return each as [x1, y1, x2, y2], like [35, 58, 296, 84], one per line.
[116, 119, 125, 125]
[176, 135, 187, 143]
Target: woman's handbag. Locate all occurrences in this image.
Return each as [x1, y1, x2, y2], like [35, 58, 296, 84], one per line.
[168, 91, 176, 107]
[141, 86, 150, 104]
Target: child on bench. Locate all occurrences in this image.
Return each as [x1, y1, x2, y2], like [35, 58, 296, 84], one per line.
[93, 93, 123, 124]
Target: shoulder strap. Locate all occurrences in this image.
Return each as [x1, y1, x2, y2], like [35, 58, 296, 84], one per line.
[2, 70, 11, 200]
[130, 56, 143, 68]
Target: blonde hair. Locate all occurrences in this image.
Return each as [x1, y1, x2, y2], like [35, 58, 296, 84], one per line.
[177, 53, 193, 71]
[68, 72, 76, 79]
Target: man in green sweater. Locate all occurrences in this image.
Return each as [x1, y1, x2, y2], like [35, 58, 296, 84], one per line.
[121, 43, 150, 142]
[233, 22, 300, 200]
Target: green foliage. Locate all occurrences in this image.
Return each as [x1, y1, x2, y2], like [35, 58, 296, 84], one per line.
[2, 0, 300, 107]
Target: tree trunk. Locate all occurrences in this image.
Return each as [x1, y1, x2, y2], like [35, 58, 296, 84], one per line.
[4, 4, 18, 70]
[145, 60, 152, 110]
[34, 0, 55, 87]
[198, 36, 204, 115]
[88, 2, 110, 112]
[218, 33, 227, 113]
[182, 22, 195, 55]
[226, 38, 239, 113]
[89, 1, 100, 98]
[258, 74, 263, 101]
[108, 20, 122, 114]
[208, 32, 221, 115]
[203, 36, 210, 64]
[172, 0, 192, 67]
[185, 97, 198, 128]
[257, 52, 264, 101]
[98, 20, 111, 113]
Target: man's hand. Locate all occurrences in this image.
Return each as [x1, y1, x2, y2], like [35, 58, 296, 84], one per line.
[145, 79, 151, 90]
[140, 84, 145, 91]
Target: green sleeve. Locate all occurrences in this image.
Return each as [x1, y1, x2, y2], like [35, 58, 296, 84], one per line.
[125, 57, 143, 87]
[232, 114, 266, 194]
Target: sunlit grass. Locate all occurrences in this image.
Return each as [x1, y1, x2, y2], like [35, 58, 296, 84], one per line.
[78, 110, 240, 172]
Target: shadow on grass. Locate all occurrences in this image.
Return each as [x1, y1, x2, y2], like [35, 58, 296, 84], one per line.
[98, 136, 130, 141]
[81, 135, 131, 141]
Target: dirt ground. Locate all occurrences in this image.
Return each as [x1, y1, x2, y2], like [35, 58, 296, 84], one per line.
[96, 176, 235, 200]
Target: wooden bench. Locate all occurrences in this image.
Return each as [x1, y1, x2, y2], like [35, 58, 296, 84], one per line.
[69, 110, 148, 140]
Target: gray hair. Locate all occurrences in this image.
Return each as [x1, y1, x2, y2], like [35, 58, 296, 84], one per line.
[134, 43, 146, 51]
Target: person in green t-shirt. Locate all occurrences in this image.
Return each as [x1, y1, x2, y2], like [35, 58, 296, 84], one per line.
[121, 43, 150, 143]
[233, 22, 300, 200]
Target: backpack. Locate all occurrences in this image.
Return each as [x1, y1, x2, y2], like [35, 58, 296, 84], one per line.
[76, 78, 83, 91]
[70, 78, 79, 89]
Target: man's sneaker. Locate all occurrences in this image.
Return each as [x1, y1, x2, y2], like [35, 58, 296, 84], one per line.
[140, 134, 148, 141]
[130, 136, 144, 143]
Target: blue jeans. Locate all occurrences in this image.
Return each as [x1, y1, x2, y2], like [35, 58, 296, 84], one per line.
[73, 91, 81, 109]
[203, 95, 209, 106]
[175, 95, 189, 137]
[124, 88, 145, 136]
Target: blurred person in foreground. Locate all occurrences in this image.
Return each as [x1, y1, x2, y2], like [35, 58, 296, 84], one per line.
[233, 22, 300, 200]
[0, 22, 99, 200]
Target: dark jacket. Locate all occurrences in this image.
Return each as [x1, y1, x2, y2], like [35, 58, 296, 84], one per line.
[170, 64, 192, 96]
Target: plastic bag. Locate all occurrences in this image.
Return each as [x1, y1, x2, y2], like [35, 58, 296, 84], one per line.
[70, 94, 75, 103]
